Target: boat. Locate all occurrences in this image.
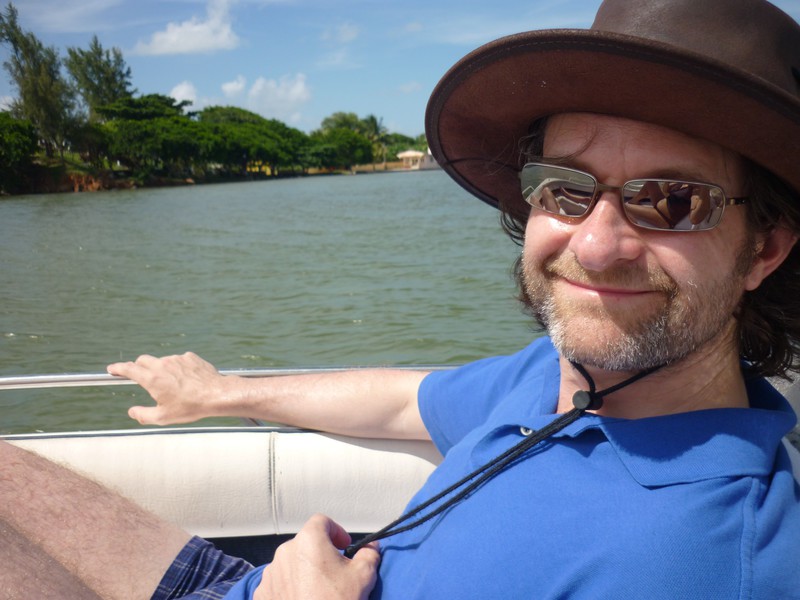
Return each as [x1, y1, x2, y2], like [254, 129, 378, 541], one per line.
[0, 368, 443, 565]
[1, 368, 799, 566]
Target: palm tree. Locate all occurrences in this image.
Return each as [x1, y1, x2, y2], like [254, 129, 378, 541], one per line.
[360, 114, 389, 170]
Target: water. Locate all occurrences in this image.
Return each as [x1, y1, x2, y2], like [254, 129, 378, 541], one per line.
[1, 170, 541, 433]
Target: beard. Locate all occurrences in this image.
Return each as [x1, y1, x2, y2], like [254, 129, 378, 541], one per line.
[518, 243, 756, 371]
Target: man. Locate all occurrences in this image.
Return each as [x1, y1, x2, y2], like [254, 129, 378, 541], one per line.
[2, 0, 799, 598]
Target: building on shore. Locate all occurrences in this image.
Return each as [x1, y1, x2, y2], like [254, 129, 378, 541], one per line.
[396, 148, 440, 170]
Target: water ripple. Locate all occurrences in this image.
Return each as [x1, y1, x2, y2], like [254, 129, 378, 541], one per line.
[1, 171, 541, 432]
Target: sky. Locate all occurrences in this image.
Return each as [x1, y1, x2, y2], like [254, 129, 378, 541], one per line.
[3, 0, 800, 138]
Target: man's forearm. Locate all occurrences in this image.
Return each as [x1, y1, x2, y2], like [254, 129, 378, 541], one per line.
[109, 353, 431, 440]
[215, 368, 431, 440]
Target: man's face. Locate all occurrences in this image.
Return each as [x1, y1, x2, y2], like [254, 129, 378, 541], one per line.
[520, 113, 759, 371]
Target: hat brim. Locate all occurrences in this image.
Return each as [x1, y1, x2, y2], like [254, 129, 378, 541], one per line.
[425, 29, 800, 210]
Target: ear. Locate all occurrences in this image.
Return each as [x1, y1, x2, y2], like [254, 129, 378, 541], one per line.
[743, 225, 798, 291]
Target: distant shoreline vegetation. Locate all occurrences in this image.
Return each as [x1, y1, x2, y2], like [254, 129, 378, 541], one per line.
[0, 3, 427, 196]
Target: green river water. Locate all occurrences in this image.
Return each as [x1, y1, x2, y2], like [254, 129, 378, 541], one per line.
[1, 170, 542, 433]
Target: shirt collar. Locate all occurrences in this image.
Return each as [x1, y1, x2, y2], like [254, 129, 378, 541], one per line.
[564, 379, 796, 486]
[501, 350, 798, 487]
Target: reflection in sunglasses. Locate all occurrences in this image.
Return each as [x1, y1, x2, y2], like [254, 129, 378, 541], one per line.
[520, 163, 746, 232]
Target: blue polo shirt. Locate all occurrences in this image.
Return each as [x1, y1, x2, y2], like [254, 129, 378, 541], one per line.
[225, 337, 800, 599]
[375, 337, 800, 598]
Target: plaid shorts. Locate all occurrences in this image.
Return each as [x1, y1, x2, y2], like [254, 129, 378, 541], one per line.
[152, 536, 255, 600]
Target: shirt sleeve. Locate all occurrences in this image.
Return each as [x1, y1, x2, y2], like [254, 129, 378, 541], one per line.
[418, 337, 557, 455]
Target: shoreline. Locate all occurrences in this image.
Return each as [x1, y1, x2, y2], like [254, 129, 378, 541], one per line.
[6, 160, 436, 197]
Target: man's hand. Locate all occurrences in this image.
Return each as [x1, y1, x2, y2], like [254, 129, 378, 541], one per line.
[108, 352, 429, 440]
[107, 352, 224, 425]
[255, 514, 380, 600]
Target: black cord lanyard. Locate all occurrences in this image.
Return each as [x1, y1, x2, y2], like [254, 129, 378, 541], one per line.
[343, 362, 662, 558]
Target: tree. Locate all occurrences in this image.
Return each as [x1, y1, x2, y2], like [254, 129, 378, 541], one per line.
[67, 119, 109, 169]
[99, 95, 199, 178]
[65, 35, 135, 122]
[200, 106, 275, 174]
[360, 114, 388, 170]
[0, 111, 36, 192]
[0, 3, 74, 156]
[309, 127, 372, 171]
[199, 106, 309, 176]
[317, 112, 392, 169]
[96, 94, 191, 121]
[200, 105, 264, 125]
[385, 132, 419, 162]
[261, 118, 309, 174]
[156, 117, 211, 177]
[319, 111, 362, 133]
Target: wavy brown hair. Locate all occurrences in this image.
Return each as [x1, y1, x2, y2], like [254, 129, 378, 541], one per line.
[503, 117, 800, 379]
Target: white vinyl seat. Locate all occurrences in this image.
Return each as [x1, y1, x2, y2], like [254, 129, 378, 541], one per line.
[5, 427, 442, 539]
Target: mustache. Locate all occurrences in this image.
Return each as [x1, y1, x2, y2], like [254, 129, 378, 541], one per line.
[542, 254, 677, 295]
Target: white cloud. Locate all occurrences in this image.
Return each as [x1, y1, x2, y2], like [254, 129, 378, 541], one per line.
[133, 0, 240, 55]
[170, 81, 198, 105]
[162, 73, 309, 122]
[0, 96, 14, 111]
[222, 75, 247, 98]
[316, 21, 361, 69]
[322, 21, 360, 44]
[334, 22, 359, 43]
[397, 81, 421, 94]
[16, 0, 122, 33]
[246, 73, 310, 124]
[316, 48, 358, 69]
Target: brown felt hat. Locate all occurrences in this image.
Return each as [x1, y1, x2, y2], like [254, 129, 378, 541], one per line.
[425, 0, 800, 211]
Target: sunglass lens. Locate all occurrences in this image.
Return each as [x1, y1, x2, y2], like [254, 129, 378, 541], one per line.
[521, 165, 596, 217]
[622, 181, 725, 231]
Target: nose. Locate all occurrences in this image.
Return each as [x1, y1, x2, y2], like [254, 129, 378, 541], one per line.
[567, 191, 646, 271]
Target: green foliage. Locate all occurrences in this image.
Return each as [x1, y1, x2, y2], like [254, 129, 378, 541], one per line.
[98, 95, 201, 177]
[198, 105, 308, 175]
[66, 119, 109, 169]
[263, 118, 310, 169]
[360, 114, 389, 166]
[199, 105, 265, 125]
[206, 120, 278, 174]
[385, 132, 426, 160]
[97, 94, 191, 121]
[319, 111, 363, 133]
[0, 2, 425, 191]
[104, 115, 212, 178]
[0, 3, 74, 156]
[309, 127, 373, 170]
[0, 111, 36, 192]
[65, 35, 135, 122]
[310, 112, 387, 170]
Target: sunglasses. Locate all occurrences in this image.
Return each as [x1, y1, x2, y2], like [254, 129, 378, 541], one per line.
[519, 162, 747, 232]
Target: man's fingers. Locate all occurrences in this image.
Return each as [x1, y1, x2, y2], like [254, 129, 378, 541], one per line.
[107, 354, 157, 382]
[106, 360, 135, 377]
[258, 515, 380, 600]
[127, 405, 161, 425]
[350, 542, 381, 570]
[310, 515, 381, 572]
[109, 353, 221, 426]
[318, 514, 353, 550]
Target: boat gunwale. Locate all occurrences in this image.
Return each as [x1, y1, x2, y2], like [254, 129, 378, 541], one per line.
[0, 365, 455, 391]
